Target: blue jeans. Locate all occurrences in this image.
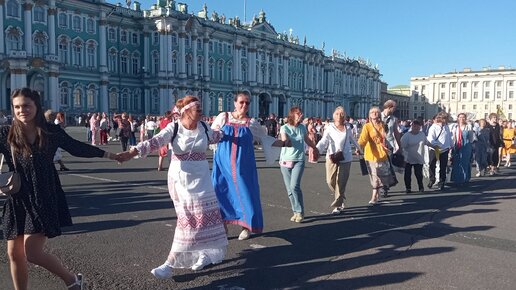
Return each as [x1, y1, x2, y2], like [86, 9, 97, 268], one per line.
[280, 160, 305, 214]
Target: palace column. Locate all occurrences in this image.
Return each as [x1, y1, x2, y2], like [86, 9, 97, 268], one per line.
[178, 31, 186, 78]
[23, 2, 33, 56]
[0, 0, 4, 55]
[48, 1, 57, 55]
[203, 35, 209, 80]
[283, 55, 289, 89]
[191, 34, 198, 79]
[143, 30, 150, 74]
[248, 44, 257, 84]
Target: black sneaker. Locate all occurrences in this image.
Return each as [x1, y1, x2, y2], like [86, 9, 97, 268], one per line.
[405, 189, 412, 194]
[427, 181, 434, 189]
[418, 188, 425, 193]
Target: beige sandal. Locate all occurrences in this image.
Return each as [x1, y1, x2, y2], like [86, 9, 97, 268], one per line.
[67, 274, 84, 290]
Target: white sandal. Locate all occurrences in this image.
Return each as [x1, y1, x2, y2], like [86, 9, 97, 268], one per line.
[67, 274, 84, 290]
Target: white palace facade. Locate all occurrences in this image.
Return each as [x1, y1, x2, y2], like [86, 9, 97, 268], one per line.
[0, 0, 381, 119]
[410, 67, 516, 120]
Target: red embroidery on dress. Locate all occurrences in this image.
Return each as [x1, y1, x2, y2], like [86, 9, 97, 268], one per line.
[171, 152, 206, 161]
[176, 209, 223, 229]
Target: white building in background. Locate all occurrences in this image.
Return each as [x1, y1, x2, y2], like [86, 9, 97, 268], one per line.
[0, 0, 381, 119]
[410, 67, 516, 120]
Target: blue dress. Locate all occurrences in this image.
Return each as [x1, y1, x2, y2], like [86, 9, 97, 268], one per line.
[451, 126, 473, 184]
[211, 113, 264, 233]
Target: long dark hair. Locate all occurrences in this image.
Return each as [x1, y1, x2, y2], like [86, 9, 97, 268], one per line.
[8, 88, 49, 157]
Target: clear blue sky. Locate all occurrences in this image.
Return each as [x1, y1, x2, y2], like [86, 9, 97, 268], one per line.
[111, 0, 516, 87]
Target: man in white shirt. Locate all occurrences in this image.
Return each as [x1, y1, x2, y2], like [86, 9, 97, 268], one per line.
[401, 120, 427, 193]
[426, 112, 453, 190]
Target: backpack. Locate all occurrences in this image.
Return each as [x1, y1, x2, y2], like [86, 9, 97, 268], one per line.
[170, 121, 210, 143]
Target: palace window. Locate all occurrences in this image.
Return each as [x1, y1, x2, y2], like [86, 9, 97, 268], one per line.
[461, 82, 467, 88]
[440, 83, 445, 88]
[197, 56, 203, 76]
[484, 81, 490, 87]
[108, 28, 116, 42]
[497, 91, 502, 98]
[109, 89, 118, 111]
[462, 92, 467, 99]
[60, 83, 69, 106]
[227, 62, 232, 81]
[485, 91, 490, 99]
[473, 92, 478, 99]
[132, 32, 139, 45]
[209, 41, 214, 53]
[133, 90, 141, 111]
[58, 13, 68, 28]
[6, 0, 20, 18]
[217, 60, 224, 81]
[241, 62, 247, 82]
[87, 86, 95, 108]
[510, 91, 514, 99]
[218, 42, 222, 54]
[58, 39, 69, 64]
[34, 5, 45, 22]
[121, 91, 128, 111]
[151, 90, 159, 113]
[509, 104, 513, 110]
[152, 51, 159, 75]
[120, 30, 127, 43]
[120, 52, 128, 74]
[86, 19, 95, 34]
[72, 42, 83, 66]
[461, 105, 466, 110]
[414, 85, 418, 91]
[72, 16, 82, 31]
[485, 104, 488, 110]
[472, 81, 479, 88]
[73, 88, 82, 107]
[186, 57, 192, 76]
[440, 92, 445, 100]
[450, 82, 456, 88]
[33, 33, 47, 57]
[496, 81, 502, 87]
[108, 49, 117, 72]
[171, 51, 177, 74]
[473, 105, 477, 109]
[209, 59, 215, 78]
[86, 44, 96, 68]
[132, 55, 140, 75]
[509, 81, 514, 87]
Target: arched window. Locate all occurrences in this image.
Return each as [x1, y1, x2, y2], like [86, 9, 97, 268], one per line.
[108, 48, 117, 72]
[6, 29, 22, 51]
[197, 56, 203, 76]
[227, 61, 233, 82]
[120, 50, 129, 74]
[72, 15, 82, 31]
[73, 87, 82, 108]
[241, 61, 248, 82]
[108, 28, 116, 41]
[87, 85, 96, 108]
[86, 42, 96, 68]
[218, 94, 224, 112]
[268, 66, 273, 84]
[120, 30, 127, 42]
[58, 37, 69, 64]
[33, 32, 47, 57]
[133, 89, 141, 112]
[217, 60, 223, 81]
[109, 89, 118, 111]
[33, 5, 45, 22]
[59, 83, 69, 106]
[72, 39, 83, 66]
[152, 51, 159, 75]
[151, 89, 159, 114]
[209, 59, 215, 79]
[132, 52, 140, 75]
[6, 0, 20, 17]
[86, 19, 95, 34]
[58, 13, 67, 27]
[121, 90, 129, 111]
[171, 51, 177, 74]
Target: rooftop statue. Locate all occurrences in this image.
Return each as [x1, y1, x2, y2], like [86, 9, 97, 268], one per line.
[220, 14, 226, 24]
[211, 11, 219, 22]
[197, 3, 208, 19]
[252, 15, 258, 26]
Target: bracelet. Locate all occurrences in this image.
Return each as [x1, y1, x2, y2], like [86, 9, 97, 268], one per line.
[103, 152, 114, 159]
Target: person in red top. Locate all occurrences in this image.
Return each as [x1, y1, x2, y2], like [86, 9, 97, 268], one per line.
[157, 111, 173, 171]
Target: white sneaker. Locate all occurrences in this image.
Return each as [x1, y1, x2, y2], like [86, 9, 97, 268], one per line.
[191, 254, 211, 271]
[331, 207, 344, 215]
[151, 263, 173, 279]
[238, 228, 251, 240]
[475, 172, 481, 177]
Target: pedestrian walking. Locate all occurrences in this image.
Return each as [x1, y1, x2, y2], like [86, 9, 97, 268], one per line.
[157, 111, 173, 171]
[2, 88, 118, 290]
[474, 119, 491, 176]
[279, 107, 319, 222]
[450, 113, 475, 185]
[116, 96, 227, 278]
[427, 111, 453, 190]
[210, 91, 281, 240]
[358, 107, 393, 205]
[316, 106, 360, 214]
[400, 119, 427, 193]
[113, 113, 131, 151]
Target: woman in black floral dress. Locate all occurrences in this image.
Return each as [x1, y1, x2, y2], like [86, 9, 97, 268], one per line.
[2, 88, 118, 290]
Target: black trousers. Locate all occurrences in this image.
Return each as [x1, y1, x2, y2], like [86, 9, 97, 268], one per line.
[429, 149, 449, 186]
[404, 163, 423, 190]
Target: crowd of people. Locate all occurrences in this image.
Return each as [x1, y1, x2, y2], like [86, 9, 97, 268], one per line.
[2, 88, 515, 289]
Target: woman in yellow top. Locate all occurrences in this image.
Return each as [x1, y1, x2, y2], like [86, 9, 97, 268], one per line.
[358, 107, 392, 205]
[502, 121, 515, 167]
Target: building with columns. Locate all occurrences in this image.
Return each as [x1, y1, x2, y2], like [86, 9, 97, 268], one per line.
[411, 67, 516, 120]
[0, 0, 382, 119]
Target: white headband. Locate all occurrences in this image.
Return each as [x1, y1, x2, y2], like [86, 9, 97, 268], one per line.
[180, 101, 200, 115]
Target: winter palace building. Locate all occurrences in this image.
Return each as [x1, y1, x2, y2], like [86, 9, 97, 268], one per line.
[0, 0, 382, 119]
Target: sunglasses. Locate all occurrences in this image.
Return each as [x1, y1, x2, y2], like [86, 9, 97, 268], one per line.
[238, 101, 250, 105]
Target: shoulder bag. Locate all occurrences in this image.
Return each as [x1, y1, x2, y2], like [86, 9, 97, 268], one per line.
[0, 146, 21, 196]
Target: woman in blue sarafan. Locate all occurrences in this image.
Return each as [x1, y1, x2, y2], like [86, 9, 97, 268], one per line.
[450, 113, 475, 185]
[211, 91, 281, 241]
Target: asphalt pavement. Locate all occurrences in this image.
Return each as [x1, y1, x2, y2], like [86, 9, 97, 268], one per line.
[0, 127, 515, 290]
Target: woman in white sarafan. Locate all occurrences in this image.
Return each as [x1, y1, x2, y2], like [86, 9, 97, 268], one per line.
[117, 96, 227, 279]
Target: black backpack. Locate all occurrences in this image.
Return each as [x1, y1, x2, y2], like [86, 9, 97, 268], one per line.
[170, 121, 210, 143]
